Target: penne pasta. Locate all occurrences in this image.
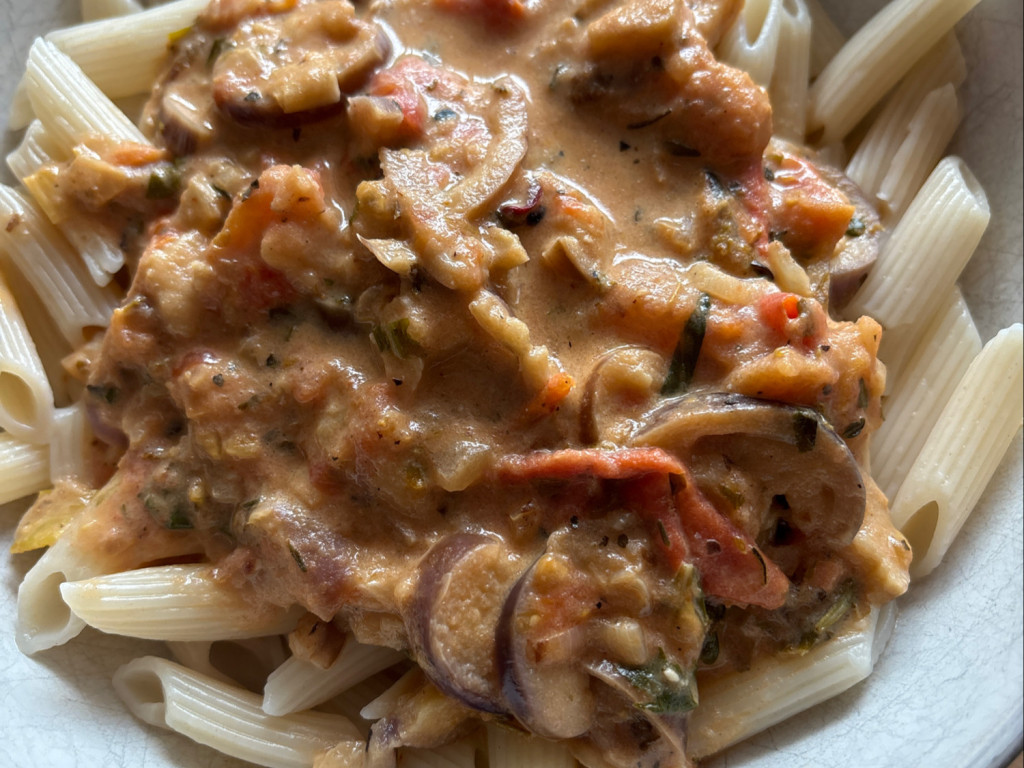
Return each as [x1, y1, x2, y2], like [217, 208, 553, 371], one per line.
[81, 0, 144, 23]
[844, 156, 989, 334]
[0, 431, 51, 506]
[890, 325, 1024, 578]
[0, 185, 121, 343]
[48, 0, 209, 102]
[60, 564, 303, 642]
[47, 403, 89, 482]
[0, 269, 55, 443]
[875, 83, 961, 220]
[113, 655, 362, 768]
[808, 0, 980, 143]
[718, 0, 784, 90]
[803, 0, 845, 78]
[16, 532, 99, 654]
[687, 604, 897, 759]
[23, 39, 147, 156]
[263, 637, 406, 716]
[767, 0, 811, 142]
[844, 34, 966, 200]
[871, 288, 981, 499]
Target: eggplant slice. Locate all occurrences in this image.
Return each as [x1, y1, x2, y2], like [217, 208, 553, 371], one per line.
[634, 392, 866, 573]
[406, 533, 523, 714]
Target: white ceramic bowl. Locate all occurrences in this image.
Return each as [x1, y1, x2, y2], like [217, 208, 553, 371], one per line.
[0, 1, 1020, 766]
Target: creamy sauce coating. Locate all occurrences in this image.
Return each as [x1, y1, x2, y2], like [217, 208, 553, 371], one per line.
[35, 0, 912, 765]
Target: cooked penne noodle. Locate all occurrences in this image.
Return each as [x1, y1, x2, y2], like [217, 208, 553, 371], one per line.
[844, 34, 966, 199]
[81, 0, 143, 23]
[487, 723, 577, 768]
[803, 0, 844, 78]
[808, 0, 980, 143]
[0, 431, 51, 506]
[320, 670, 403, 736]
[169, 636, 290, 688]
[113, 655, 362, 768]
[844, 156, 989, 333]
[16, 532, 99, 654]
[0, 185, 121, 342]
[263, 637, 406, 716]
[0, 268, 54, 443]
[6, 119, 69, 182]
[890, 325, 1024, 578]
[875, 84, 961, 220]
[60, 564, 303, 642]
[872, 288, 981, 499]
[718, 0, 784, 90]
[767, 0, 812, 141]
[686, 603, 897, 759]
[47, 403, 89, 482]
[23, 39, 147, 155]
[48, 0, 208, 103]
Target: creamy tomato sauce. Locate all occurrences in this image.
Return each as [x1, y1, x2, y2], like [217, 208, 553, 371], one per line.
[39, 0, 913, 764]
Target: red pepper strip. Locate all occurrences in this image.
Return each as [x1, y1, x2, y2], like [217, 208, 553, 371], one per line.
[619, 472, 689, 571]
[675, 478, 790, 610]
[494, 447, 685, 483]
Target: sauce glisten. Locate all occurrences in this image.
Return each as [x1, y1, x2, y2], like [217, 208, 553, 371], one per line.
[44, 0, 913, 765]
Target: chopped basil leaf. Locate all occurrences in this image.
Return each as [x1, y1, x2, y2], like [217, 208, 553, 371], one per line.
[662, 293, 711, 394]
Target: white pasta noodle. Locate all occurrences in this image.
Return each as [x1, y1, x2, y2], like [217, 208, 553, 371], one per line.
[0, 431, 51, 506]
[48, 402, 89, 481]
[686, 604, 897, 759]
[81, 0, 143, 23]
[16, 531, 99, 654]
[0, 268, 55, 443]
[263, 637, 405, 716]
[23, 39, 147, 155]
[844, 157, 989, 334]
[0, 251, 76, 408]
[890, 325, 1024, 578]
[767, 0, 811, 142]
[802, 0, 844, 78]
[0, 185, 121, 342]
[6, 119, 70, 182]
[48, 0, 209, 102]
[113, 655, 362, 768]
[808, 0, 980, 143]
[875, 83, 961, 220]
[871, 288, 980, 498]
[844, 34, 965, 200]
[718, 0, 784, 90]
[60, 564, 304, 642]
[487, 722, 577, 768]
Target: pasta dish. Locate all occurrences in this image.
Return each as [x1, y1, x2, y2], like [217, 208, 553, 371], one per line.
[0, 0, 1020, 767]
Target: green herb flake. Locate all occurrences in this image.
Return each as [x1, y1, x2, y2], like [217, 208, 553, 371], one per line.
[842, 418, 866, 439]
[656, 519, 671, 547]
[662, 293, 711, 395]
[605, 649, 699, 715]
[371, 318, 419, 360]
[146, 162, 182, 200]
[287, 541, 308, 572]
[699, 632, 720, 665]
[845, 216, 866, 238]
[857, 377, 870, 409]
[212, 373, 225, 387]
[166, 505, 193, 530]
[86, 384, 119, 404]
[792, 410, 818, 452]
